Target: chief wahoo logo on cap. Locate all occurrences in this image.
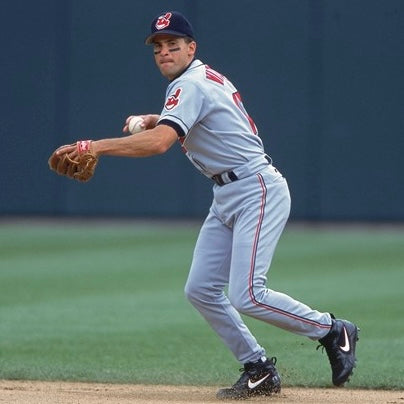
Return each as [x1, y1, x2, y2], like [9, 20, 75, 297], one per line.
[155, 12, 172, 30]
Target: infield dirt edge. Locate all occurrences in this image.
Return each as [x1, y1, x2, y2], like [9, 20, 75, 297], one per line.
[1, 380, 403, 403]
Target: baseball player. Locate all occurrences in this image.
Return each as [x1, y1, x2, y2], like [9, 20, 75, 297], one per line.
[49, 11, 359, 400]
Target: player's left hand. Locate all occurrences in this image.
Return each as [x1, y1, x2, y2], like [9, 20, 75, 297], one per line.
[48, 140, 98, 182]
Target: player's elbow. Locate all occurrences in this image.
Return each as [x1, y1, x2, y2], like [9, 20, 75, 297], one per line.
[149, 128, 177, 155]
[152, 140, 172, 155]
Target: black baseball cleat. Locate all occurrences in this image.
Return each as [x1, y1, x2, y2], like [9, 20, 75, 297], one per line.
[216, 356, 281, 400]
[318, 317, 359, 386]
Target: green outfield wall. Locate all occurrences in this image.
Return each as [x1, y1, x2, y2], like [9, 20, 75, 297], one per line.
[1, 0, 403, 220]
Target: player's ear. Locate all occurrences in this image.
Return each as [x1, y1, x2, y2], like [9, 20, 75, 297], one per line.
[187, 40, 197, 56]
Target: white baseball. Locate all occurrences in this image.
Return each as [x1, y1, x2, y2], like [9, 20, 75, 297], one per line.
[128, 116, 145, 134]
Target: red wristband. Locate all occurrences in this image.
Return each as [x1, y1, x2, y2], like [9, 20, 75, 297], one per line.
[77, 140, 92, 153]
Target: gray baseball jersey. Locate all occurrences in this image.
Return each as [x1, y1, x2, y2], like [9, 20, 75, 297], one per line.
[158, 59, 332, 364]
[158, 59, 265, 177]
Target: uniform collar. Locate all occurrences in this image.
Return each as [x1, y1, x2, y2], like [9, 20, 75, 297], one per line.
[169, 58, 203, 82]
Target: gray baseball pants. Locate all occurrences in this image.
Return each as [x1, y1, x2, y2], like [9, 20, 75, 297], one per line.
[184, 164, 332, 364]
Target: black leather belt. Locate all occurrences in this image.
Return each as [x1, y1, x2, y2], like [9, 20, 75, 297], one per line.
[211, 156, 272, 186]
[211, 171, 239, 186]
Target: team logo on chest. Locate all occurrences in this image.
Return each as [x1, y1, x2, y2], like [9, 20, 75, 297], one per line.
[155, 12, 172, 30]
[164, 87, 182, 110]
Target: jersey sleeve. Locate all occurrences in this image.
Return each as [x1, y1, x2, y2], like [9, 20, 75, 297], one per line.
[157, 80, 207, 138]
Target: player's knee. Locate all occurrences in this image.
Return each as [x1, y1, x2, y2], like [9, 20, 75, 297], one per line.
[184, 280, 204, 305]
[228, 289, 252, 314]
[228, 286, 266, 315]
[185, 280, 225, 310]
[184, 281, 195, 302]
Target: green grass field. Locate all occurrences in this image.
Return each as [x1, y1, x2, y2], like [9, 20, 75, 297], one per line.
[0, 220, 403, 389]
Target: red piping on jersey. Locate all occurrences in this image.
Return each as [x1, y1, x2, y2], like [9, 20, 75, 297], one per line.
[248, 174, 331, 330]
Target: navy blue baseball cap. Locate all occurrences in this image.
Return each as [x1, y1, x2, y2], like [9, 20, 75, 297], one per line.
[145, 11, 195, 45]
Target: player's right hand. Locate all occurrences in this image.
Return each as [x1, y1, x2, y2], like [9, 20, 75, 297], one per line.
[122, 114, 160, 133]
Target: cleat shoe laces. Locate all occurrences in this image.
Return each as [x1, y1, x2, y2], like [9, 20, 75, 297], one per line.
[318, 317, 359, 386]
[216, 356, 281, 400]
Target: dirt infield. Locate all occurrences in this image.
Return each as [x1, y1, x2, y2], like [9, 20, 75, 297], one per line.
[0, 381, 403, 404]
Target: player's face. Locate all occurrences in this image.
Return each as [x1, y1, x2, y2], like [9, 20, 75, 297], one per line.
[152, 35, 196, 80]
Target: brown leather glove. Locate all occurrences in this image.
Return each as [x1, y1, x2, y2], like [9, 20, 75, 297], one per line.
[48, 140, 98, 182]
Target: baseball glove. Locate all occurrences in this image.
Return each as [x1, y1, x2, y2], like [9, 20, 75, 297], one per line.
[48, 140, 98, 182]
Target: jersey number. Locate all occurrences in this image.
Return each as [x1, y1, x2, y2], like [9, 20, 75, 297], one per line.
[232, 91, 258, 135]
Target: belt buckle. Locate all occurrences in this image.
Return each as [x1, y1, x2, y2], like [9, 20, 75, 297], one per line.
[212, 174, 225, 186]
